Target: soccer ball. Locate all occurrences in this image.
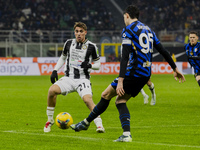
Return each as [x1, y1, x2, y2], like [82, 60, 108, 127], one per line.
[55, 112, 73, 129]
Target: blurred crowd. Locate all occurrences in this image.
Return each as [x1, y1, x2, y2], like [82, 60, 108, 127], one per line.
[0, 0, 116, 31]
[0, 0, 199, 33]
[125, 0, 200, 33]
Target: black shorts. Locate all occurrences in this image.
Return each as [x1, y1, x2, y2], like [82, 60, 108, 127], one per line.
[111, 76, 150, 97]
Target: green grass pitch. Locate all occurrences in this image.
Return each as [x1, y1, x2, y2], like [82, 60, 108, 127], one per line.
[0, 74, 200, 150]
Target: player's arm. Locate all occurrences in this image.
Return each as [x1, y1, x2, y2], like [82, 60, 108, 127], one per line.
[50, 54, 66, 84]
[119, 39, 131, 78]
[50, 41, 69, 84]
[154, 43, 176, 70]
[154, 43, 185, 82]
[91, 59, 101, 70]
[117, 39, 131, 96]
[91, 44, 101, 70]
[54, 54, 66, 71]
[81, 44, 100, 70]
[80, 58, 101, 70]
[184, 45, 193, 67]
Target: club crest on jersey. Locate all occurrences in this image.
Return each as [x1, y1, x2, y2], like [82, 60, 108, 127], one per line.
[143, 61, 151, 67]
[82, 45, 87, 50]
[122, 33, 126, 37]
[195, 48, 197, 52]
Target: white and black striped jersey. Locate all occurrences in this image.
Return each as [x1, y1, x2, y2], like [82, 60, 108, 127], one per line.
[62, 38, 100, 79]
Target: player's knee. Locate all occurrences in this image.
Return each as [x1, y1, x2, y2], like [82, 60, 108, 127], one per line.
[82, 94, 92, 103]
[48, 88, 56, 97]
[147, 80, 151, 86]
[198, 80, 200, 87]
[101, 91, 109, 99]
[48, 85, 60, 96]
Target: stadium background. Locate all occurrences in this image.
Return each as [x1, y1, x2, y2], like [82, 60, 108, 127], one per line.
[0, 0, 200, 75]
[1, 1, 200, 149]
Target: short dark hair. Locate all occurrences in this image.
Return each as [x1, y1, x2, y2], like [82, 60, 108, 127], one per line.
[74, 22, 87, 31]
[124, 5, 139, 19]
[189, 31, 198, 36]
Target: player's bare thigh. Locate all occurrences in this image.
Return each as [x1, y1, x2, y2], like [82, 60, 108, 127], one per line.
[101, 84, 117, 100]
[146, 79, 152, 86]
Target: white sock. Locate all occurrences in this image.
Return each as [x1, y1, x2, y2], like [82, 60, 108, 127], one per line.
[123, 131, 131, 136]
[94, 116, 103, 127]
[84, 118, 89, 125]
[140, 89, 147, 97]
[47, 107, 55, 122]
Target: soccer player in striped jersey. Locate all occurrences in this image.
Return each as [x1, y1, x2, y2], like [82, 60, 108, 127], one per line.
[44, 22, 105, 133]
[184, 31, 200, 86]
[71, 5, 185, 142]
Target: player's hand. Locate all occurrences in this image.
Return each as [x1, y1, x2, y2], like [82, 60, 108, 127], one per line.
[116, 77, 125, 96]
[81, 61, 92, 69]
[50, 70, 58, 84]
[173, 68, 186, 83]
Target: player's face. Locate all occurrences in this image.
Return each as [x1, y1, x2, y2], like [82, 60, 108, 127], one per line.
[123, 13, 129, 26]
[74, 27, 87, 43]
[189, 34, 198, 46]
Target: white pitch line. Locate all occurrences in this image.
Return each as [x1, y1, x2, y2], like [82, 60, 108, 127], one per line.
[2, 130, 100, 141]
[2, 130, 200, 148]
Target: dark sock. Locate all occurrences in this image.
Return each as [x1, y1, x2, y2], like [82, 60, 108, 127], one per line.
[86, 97, 110, 122]
[198, 80, 200, 87]
[149, 84, 155, 95]
[116, 103, 130, 132]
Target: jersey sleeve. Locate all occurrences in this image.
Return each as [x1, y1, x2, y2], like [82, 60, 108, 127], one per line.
[91, 44, 100, 61]
[197, 44, 200, 56]
[154, 42, 176, 70]
[62, 40, 72, 56]
[119, 28, 132, 78]
[152, 31, 160, 45]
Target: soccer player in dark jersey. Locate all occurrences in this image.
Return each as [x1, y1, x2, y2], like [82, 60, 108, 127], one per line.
[43, 22, 105, 133]
[71, 5, 185, 142]
[184, 31, 200, 86]
[140, 79, 156, 105]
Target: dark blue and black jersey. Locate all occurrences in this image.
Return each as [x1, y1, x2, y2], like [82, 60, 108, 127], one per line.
[111, 20, 176, 97]
[184, 42, 200, 73]
[120, 21, 159, 78]
[119, 21, 176, 78]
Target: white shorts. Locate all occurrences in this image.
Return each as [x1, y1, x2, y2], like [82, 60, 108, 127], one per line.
[54, 76, 92, 99]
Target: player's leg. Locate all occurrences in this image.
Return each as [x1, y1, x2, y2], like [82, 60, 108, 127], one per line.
[76, 79, 107, 132]
[114, 94, 132, 142]
[195, 73, 200, 86]
[86, 84, 116, 122]
[71, 83, 117, 131]
[82, 94, 105, 133]
[114, 77, 149, 142]
[44, 76, 73, 132]
[147, 79, 156, 105]
[140, 88, 149, 104]
[44, 84, 61, 132]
